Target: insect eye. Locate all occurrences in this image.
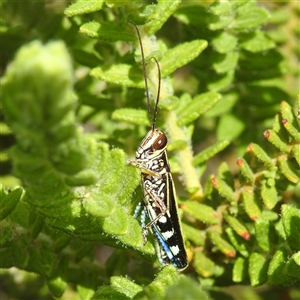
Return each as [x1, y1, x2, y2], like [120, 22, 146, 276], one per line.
[152, 134, 168, 150]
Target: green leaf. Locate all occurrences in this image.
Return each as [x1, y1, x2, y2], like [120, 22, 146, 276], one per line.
[242, 189, 263, 221]
[0, 187, 23, 221]
[80, 22, 135, 42]
[234, 6, 270, 30]
[90, 64, 144, 88]
[212, 32, 238, 53]
[226, 228, 249, 257]
[211, 176, 236, 203]
[159, 96, 180, 111]
[110, 276, 143, 298]
[182, 223, 205, 246]
[212, 51, 239, 74]
[146, 0, 181, 35]
[240, 31, 276, 52]
[260, 179, 278, 209]
[224, 212, 250, 240]
[181, 201, 219, 225]
[247, 143, 273, 168]
[281, 204, 300, 252]
[208, 231, 236, 258]
[285, 251, 300, 281]
[165, 276, 209, 300]
[94, 286, 130, 300]
[217, 114, 245, 141]
[236, 158, 254, 184]
[193, 140, 230, 166]
[208, 70, 235, 92]
[249, 252, 268, 286]
[145, 265, 180, 299]
[193, 251, 215, 277]
[64, 0, 104, 17]
[268, 248, 289, 286]
[0, 222, 13, 246]
[209, 15, 234, 31]
[161, 40, 208, 77]
[112, 108, 149, 126]
[47, 276, 68, 298]
[177, 92, 221, 126]
[255, 218, 276, 252]
[233, 257, 247, 283]
[204, 92, 238, 118]
[278, 158, 299, 184]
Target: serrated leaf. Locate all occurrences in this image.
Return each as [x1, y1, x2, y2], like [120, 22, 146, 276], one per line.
[161, 40, 208, 77]
[83, 193, 116, 218]
[233, 257, 247, 283]
[64, 0, 104, 17]
[0, 223, 13, 245]
[260, 179, 277, 209]
[255, 218, 275, 252]
[47, 276, 68, 298]
[193, 140, 230, 166]
[292, 144, 300, 166]
[209, 231, 236, 257]
[209, 15, 234, 30]
[234, 6, 270, 30]
[217, 114, 245, 141]
[285, 252, 300, 280]
[268, 248, 289, 286]
[102, 207, 130, 235]
[224, 213, 250, 240]
[146, 0, 181, 35]
[247, 143, 273, 167]
[80, 21, 135, 42]
[212, 51, 239, 74]
[111, 276, 143, 298]
[112, 108, 149, 126]
[159, 96, 180, 111]
[249, 252, 268, 286]
[208, 70, 235, 92]
[94, 286, 130, 300]
[237, 158, 254, 183]
[204, 92, 238, 117]
[65, 170, 98, 186]
[226, 228, 249, 257]
[90, 64, 144, 88]
[281, 204, 300, 252]
[212, 32, 238, 53]
[193, 251, 215, 277]
[278, 158, 299, 184]
[146, 265, 180, 298]
[211, 176, 236, 203]
[242, 188, 262, 221]
[181, 201, 219, 225]
[240, 31, 275, 52]
[182, 223, 205, 246]
[177, 92, 221, 126]
[0, 187, 23, 221]
[165, 276, 209, 300]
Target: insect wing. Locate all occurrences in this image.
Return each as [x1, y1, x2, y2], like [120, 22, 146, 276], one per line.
[143, 171, 188, 270]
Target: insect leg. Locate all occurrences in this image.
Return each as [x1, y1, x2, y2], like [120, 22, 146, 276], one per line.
[127, 159, 162, 178]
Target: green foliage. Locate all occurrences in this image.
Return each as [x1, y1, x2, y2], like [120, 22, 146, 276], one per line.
[1, 1, 299, 299]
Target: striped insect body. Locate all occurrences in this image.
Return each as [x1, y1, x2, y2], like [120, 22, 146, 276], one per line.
[128, 21, 188, 270]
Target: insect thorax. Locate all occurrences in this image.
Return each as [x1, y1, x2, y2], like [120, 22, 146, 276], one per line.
[135, 128, 168, 160]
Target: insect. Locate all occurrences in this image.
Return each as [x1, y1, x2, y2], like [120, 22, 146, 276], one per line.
[127, 20, 188, 270]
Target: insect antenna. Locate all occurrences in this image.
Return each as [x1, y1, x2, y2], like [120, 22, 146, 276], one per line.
[128, 20, 160, 130]
[150, 57, 161, 130]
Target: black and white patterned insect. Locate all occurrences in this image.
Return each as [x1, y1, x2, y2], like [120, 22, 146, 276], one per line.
[127, 20, 188, 270]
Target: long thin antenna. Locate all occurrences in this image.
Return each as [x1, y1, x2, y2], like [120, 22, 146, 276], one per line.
[127, 20, 153, 128]
[150, 57, 161, 130]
